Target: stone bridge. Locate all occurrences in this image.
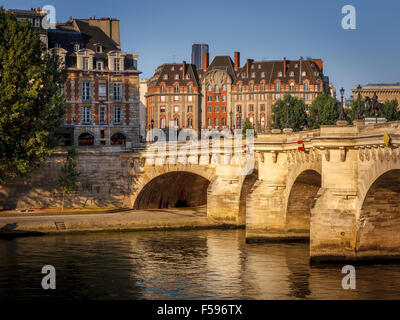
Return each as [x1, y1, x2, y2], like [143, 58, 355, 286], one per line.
[123, 121, 400, 262]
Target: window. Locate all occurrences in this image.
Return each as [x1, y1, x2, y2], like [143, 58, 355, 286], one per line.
[174, 106, 179, 113]
[207, 96, 212, 102]
[302, 71, 306, 77]
[160, 96, 166, 102]
[215, 106, 219, 112]
[82, 106, 91, 123]
[222, 118, 226, 126]
[208, 118, 212, 127]
[187, 118, 193, 128]
[113, 83, 122, 101]
[304, 82, 309, 91]
[175, 74, 179, 80]
[160, 118, 166, 128]
[161, 85, 165, 93]
[249, 94, 254, 101]
[222, 85, 226, 91]
[249, 117, 254, 124]
[251, 72, 256, 78]
[215, 118, 219, 127]
[249, 105, 254, 112]
[34, 18, 40, 27]
[276, 93, 280, 99]
[207, 85, 212, 91]
[250, 83, 254, 91]
[261, 94, 265, 100]
[187, 106, 192, 113]
[174, 118, 179, 127]
[188, 85, 192, 93]
[163, 74, 168, 80]
[222, 106, 226, 112]
[290, 83, 295, 91]
[114, 58, 121, 71]
[261, 104, 265, 111]
[215, 85, 219, 93]
[82, 82, 90, 101]
[74, 43, 80, 52]
[174, 85, 179, 93]
[238, 84, 242, 92]
[275, 82, 280, 91]
[304, 93, 309, 100]
[222, 95, 226, 101]
[96, 45, 103, 53]
[261, 72, 265, 78]
[160, 106, 166, 113]
[98, 85, 106, 96]
[96, 61, 103, 71]
[114, 106, 121, 124]
[188, 95, 193, 102]
[258, 64, 261, 69]
[186, 74, 191, 79]
[237, 94, 242, 101]
[174, 96, 179, 101]
[242, 73, 246, 78]
[99, 106, 106, 124]
[171, 66, 175, 71]
[289, 71, 294, 77]
[261, 83, 265, 90]
[237, 105, 241, 112]
[215, 95, 219, 102]
[83, 57, 89, 71]
[208, 106, 212, 112]
[278, 71, 282, 77]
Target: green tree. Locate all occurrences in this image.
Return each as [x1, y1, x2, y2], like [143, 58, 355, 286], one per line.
[242, 118, 255, 137]
[58, 146, 81, 213]
[272, 94, 308, 131]
[383, 99, 399, 121]
[308, 93, 339, 129]
[0, 7, 67, 184]
[345, 97, 366, 124]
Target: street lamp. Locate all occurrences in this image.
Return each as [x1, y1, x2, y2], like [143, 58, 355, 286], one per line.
[285, 101, 291, 128]
[151, 119, 154, 142]
[356, 84, 363, 120]
[229, 111, 233, 132]
[273, 103, 280, 129]
[339, 87, 345, 120]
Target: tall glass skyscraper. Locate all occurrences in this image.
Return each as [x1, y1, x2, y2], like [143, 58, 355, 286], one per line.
[191, 43, 209, 69]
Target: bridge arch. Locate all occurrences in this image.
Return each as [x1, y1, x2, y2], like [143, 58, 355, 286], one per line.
[131, 164, 217, 209]
[356, 169, 400, 258]
[285, 165, 322, 236]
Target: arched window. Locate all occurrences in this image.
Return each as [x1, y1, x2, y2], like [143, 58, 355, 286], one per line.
[250, 83, 254, 91]
[304, 82, 309, 91]
[160, 117, 166, 128]
[261, 116, 265, 127]
[249, 117, 254, 124]
[290, 83, 295, 91]
[78, 132, 94, 146]
[261, 83, 265, 91]
[160, 85, 165, 93]
[222, 84, 226, 91]
[111, 133, 126, 145]
[188, 85, 192, 93]
[174, 85, 179, 93]
[207, 85, 212, 91]
[238, 84, 242, 92]
[215, 85, 219, 93]
[221, 117, 226, 126]
[207, 118, 212, 127]
[187, 117, 193, 128]
[275, 82, 280, 91]
[174, 118, 179, 127]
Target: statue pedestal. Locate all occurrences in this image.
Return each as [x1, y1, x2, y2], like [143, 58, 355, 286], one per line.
[282, 128, 293, 134]
[271, 129, 281, 134]
[336, 120, 348, 126]
[354, 119, 365, 126]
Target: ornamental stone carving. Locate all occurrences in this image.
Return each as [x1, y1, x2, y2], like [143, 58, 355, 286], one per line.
[202, 69, 232, 87]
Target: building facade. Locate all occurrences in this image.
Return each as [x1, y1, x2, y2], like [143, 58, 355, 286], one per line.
[352, 83, 400, 104]
[11, 9, 141, 147]
[146, 52, 330, 133]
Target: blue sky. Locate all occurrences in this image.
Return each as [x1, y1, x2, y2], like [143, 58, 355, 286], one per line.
[3, 0, 400, 98]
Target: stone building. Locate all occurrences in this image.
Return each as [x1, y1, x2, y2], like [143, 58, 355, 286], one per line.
[352, 83, 400, 104]
[45, 17, 141, 147]
[145, 52, 330, 133]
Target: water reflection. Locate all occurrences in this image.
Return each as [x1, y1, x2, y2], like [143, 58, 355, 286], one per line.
[0, 229, 399, 300]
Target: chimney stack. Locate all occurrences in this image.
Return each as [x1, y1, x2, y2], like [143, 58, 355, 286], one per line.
[246, 59, 253, 78]
[234, 52, 240, 71]
[203, 52, 209, 71]
[283, 57, 287, 77]
[182, 60, 186, 79]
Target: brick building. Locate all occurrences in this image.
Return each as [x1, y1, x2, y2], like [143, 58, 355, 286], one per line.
[11, 8, 142, 147]
[146, 52, 330, 133]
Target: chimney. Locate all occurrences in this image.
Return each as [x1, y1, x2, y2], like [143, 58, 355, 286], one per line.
[203, 52, 209, 71]
[283, 57, 287, 77]
[234, 52, 240, 71]
[246, 59, 253, 78]
[182, 60, 186, 79]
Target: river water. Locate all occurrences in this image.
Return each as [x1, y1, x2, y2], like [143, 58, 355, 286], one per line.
[0, 228, 399, 300]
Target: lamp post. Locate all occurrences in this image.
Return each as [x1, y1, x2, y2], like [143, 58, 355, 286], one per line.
[230, 111, 233, 132]
[339, 87, 345, 120]
[151, 119, 154, 142]
[356, 84, 363, 120]
[273, 103, 280, 129]
[285, 101, 291, 128]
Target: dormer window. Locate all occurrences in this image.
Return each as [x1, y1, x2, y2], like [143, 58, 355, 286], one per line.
[83, 57, 89, 71]
[295, 63, 298, 68]
[175, 74, 179, 80]
[163, 74, 168, 80]
[302, 71, 306, 77]
[186, 74, 191, 79]
[96, 45, 103, 53]
[258, 64, 261, 69]
[114, 58, 121, 71]
[261, 72, 265, 78]
[74, 43, 80, 52]
[289, 71, 294, 77]
[278, 71, 282, 77]
[251, 72, 256, 78]
[171, 66, 175, 71]
[96, 61, 103, 71]
[242, 73, 246, 78]
[250, 83, 254, 91]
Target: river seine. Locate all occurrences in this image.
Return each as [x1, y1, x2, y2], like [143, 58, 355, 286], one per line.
[0, 229, 399, 299]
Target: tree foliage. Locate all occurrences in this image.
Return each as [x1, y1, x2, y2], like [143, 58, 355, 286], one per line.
[308, 93, 339, 129]
[345, 97, 400, 123]
[272, 94, 308, 131]
[0, 7, 67, 184]
[242, 118, 255, 137]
